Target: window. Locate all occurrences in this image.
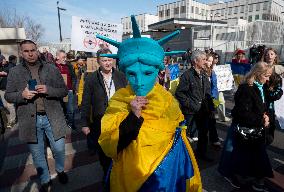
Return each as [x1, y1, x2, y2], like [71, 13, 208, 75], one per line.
[221, 9, 225, 16]
[240, 16, 243, 19]
[255, 15, 259, 20]
[248, 15, 252, 22]
[228, 7, 232, 15]
[249, 4, 253, 12]
[166, 9, 170, 17]
[256, 3, 260, 11]
[201, 9, 204, 16]
[181, 6, 186, 13]
[191, 6, 194, 13]
[195, 7, 199, 15]
[263, 2, 268, 10]
[159, 11, 163, 17]
[234, 7, 238, 14]
[262, 14, 269, 20]
[240, 5, 244, 13]
[174, 7, 179, 14]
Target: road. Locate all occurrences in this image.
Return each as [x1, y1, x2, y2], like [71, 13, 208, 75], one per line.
[0, 91, 283, 192]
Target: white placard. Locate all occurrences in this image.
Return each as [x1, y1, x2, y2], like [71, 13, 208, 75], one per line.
[71, 16, 122, 53]
[213, 64, 234, 92]
[274, 78, 284, 129]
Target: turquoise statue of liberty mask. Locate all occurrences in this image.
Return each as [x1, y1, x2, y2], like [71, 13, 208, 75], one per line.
[96, 15, 184, 96]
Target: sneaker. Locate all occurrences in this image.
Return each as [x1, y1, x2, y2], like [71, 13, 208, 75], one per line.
[57, 171, 69, 184]
[224, 176, 241, 189]
[187, 136, 194, 143]
[40, 180, 52, 192]
[252, 180, 269, 192]
[212, 141, 222, 149]
[218, 137, 224, 142]
[222, 117, 231, 122]
[252, 184, 269, 192]
[192, 137, 198, 142]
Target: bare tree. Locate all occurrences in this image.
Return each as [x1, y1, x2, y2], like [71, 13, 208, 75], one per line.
[0, 9, 45, 42]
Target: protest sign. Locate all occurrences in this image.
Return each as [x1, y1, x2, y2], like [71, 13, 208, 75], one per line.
[86, 58, 99, 72]
[214, 64, 234, 92]
[71, 16, 122, 53]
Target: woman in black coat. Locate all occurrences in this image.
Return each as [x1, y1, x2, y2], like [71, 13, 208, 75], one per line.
[219, 62, 274, 191]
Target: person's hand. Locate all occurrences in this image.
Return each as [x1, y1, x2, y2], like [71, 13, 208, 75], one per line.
[0, 71, 7, 76]
[82, 127, 90, 135]
[130, 96, 148, 118]
[263, 113, 270, 128]
[22, 87, 37, 100]
[36, 85, 48, 94]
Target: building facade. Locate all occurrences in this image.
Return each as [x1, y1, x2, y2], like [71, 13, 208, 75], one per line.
[157, 0, 284, 23]
[121, 14, 159, 35]
[0, 28, 26, 59]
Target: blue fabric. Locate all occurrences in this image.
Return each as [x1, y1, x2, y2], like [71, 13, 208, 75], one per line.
[66, 90, 75, 126]
[210, 71, 218, 99]
[218, 123, 236, 177]
[167, 64, 180, 80]
[254, 81, 265, 103]
[227, 62, 252, 75]
[28, 115, 65, 184]
[139, 128, 194, 192]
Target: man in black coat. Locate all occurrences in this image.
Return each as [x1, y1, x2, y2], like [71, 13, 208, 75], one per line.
[175, 50, 214, 161]
[81, 48, 127, 179]
[0, 55, 17, 128]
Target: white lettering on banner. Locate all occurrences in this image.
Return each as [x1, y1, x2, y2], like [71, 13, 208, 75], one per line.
[213, 64, 234, 92]
[71, 16, 122, 53]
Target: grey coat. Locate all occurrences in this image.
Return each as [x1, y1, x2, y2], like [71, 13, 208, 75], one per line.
[5, 60, 69, 143]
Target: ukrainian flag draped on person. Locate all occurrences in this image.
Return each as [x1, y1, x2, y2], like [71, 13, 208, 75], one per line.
[96, 15, 202, 192]
[99, 84, 202, 192]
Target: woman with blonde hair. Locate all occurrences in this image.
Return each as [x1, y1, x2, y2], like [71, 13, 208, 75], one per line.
[263, 48, 284, 136]
[204, 53, 222, 147]
[219, 62, 274, 191]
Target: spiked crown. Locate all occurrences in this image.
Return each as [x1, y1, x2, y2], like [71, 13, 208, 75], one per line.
[96, 15, 185, 72]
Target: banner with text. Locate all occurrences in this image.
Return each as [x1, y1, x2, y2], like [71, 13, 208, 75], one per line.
[214, 64, 234, 92]
[71, 16, 122, 53]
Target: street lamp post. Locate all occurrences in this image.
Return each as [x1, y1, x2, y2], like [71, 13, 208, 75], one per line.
[57, 1, 66, 42]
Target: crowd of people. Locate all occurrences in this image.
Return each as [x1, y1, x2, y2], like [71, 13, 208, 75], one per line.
[1, 26, 284, 191]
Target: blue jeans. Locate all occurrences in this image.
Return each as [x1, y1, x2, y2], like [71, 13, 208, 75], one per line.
[66, 90, 75, 126]
[28, 115, 65, 184]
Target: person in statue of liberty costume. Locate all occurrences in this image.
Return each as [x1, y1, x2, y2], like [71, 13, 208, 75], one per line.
[96, 15, 202, 192]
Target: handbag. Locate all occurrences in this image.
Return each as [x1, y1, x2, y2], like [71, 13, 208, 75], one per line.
[234, 125, 264, 145]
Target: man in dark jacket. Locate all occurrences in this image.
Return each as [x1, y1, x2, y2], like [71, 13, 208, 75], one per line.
[175, 50, 214, 161]
[55, 50, 77, 129]
[5, 40, 69, 191]
[0, 55, 16, 128]
[81, 48, 127, 180]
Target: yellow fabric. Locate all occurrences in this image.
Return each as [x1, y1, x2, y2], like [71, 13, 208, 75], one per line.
[99, 83, 202, 192]
[77, 73, 85, 106]
[233, 74, 244, 87]
[213, 98, 221, 108]
[168, 77, 180, 95]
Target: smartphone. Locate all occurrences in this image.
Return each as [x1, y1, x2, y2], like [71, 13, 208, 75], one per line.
[28, 79, 37, 91]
